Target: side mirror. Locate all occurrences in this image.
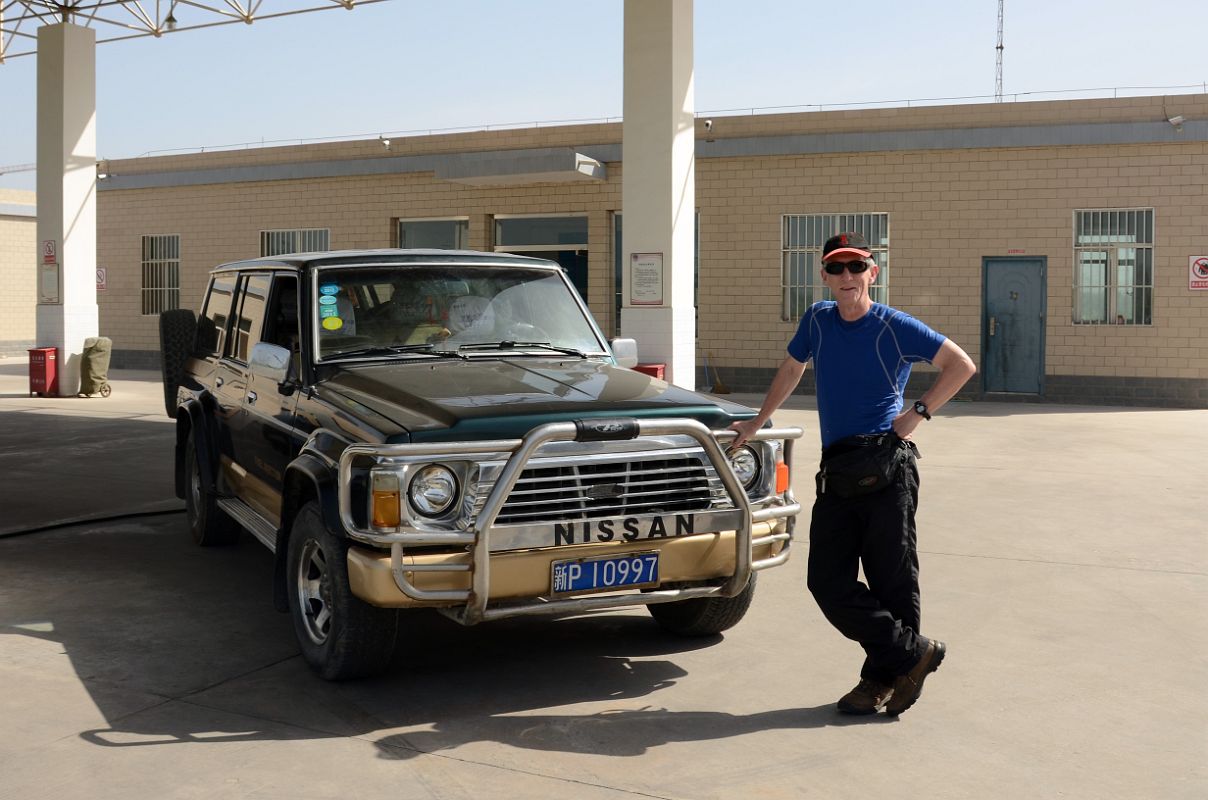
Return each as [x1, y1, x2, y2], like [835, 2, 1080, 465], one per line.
[609, 337, 639, 368]
[249, 342, 291, 386]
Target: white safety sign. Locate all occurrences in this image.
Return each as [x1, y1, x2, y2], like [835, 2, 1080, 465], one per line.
[1191, 256, 1208, 291]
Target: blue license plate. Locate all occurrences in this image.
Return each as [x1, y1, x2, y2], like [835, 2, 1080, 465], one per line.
[551, 552, 659, 596]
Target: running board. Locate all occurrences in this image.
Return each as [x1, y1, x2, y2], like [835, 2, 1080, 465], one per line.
[216, 497, 278, 553]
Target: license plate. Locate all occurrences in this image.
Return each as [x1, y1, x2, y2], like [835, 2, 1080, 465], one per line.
[551, 552, 659, 596]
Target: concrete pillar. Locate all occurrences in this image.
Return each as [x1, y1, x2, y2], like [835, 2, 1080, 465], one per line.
[621, 0, 695, 390]
[35, 23, 98, 396]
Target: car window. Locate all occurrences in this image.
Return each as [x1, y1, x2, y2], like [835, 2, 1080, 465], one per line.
[197, 274, 237, 356]
[264, 275, 300, 351]
[228, 273, 271, 363]
[313, 265, 606, 360]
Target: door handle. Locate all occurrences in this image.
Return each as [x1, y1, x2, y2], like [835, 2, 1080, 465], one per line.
[989, 317, 997, 336]
[247, 391, 257, 404]
[215, 376, 224, 388]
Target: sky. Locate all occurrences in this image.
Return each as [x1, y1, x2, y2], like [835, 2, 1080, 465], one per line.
[2, 0, 1206, 191]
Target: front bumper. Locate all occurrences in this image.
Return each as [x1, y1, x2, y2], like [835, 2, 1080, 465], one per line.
[347, 521, 787, 610]
[339, 418, 802, 624]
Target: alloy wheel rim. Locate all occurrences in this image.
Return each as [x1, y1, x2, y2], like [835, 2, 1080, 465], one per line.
[297, 538, 333, 645]
[188, 455, 202, 520]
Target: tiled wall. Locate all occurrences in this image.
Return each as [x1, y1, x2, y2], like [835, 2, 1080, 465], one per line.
[0, 190, 36, 355]
[96, 95, 1208, 406]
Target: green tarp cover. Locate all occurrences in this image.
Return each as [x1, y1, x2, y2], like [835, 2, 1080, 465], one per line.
[80, 336, 113, 394]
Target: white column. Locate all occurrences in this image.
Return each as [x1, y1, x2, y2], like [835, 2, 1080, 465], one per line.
[36, 23, 99, 396]
[621, 0, 696, 390]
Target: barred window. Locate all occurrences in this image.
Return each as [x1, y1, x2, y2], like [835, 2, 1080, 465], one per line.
[781, 214, 889, 321]
[260, 228, 330, 257]
[1073, 209, 1153, 325]
[141, 234, 180, 315]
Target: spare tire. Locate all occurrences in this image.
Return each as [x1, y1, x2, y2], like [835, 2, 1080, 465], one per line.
[159, 309, 197, 417]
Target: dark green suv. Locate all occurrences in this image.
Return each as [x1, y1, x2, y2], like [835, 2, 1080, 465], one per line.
[161, 250, 801, 680]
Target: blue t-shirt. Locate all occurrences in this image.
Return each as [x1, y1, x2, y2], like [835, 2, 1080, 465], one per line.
[787, 302, 947, 448]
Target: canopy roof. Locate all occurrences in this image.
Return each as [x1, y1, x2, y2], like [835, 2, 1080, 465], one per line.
[1, 0, 387, 62]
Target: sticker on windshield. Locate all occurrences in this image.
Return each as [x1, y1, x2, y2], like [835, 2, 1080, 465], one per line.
[318, 295, 338, 306]
[322, 317, 344, 331]
[319, 305, 339, 318]
[319, 284, 340, 296]
[448, 295, 494, 334]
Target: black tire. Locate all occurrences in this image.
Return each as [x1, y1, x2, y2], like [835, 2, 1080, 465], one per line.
[648, 573, 758, 636]
[159, 309, 196, 418]
[287, 502, 399, 680]
[184, 434, 239, 547]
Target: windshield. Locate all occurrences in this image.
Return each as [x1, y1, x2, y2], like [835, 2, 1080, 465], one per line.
[313, 264, 606, 361]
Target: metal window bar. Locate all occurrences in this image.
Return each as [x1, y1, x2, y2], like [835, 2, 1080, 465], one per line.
[781, 213, 889, 320]
[141, 234, 180, 316]
[1073, 210, 1154, 325]
[261, 229, 330, 257]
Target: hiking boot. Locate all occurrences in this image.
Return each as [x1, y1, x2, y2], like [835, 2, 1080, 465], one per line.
[885, 639, 946, 716]
[837, 678, 894, 715]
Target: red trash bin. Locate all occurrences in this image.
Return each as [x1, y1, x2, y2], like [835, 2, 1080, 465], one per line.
[633, 363, 665, 380]
[29, 347, 59, 397]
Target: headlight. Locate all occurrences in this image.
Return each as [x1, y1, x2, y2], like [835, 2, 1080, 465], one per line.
[727, 446, 760, 489]
[408, 464, 458, 517]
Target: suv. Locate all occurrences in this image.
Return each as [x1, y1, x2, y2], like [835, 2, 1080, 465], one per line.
[160, 250, 801, 680]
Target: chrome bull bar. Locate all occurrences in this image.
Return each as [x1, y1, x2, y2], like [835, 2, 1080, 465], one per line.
[338, 419, 802, 625]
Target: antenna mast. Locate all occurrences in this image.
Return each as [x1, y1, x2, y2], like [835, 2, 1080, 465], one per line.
[995, 0, 1004, 102]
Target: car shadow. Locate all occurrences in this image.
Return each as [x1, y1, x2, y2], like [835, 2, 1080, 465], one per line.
[2, 514, 870, 759]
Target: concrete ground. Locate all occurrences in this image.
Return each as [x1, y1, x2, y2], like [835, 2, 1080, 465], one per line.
[0, 356, 1204, 799]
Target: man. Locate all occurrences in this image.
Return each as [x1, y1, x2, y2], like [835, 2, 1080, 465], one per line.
[730, 232, 976, 716]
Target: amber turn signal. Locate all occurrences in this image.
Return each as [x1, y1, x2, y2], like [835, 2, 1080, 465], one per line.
[775, 461, 790, 494]
[371, 472, 401, 528]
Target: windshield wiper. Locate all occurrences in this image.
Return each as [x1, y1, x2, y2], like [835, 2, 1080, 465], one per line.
[328, 344, 467, 360]
[459, 341, 587, 358]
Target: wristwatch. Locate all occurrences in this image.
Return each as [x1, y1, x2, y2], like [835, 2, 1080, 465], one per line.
[912, 400, 931, 420]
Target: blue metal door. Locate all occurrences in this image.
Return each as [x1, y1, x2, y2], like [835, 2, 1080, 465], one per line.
[983, 258, 1045, 394]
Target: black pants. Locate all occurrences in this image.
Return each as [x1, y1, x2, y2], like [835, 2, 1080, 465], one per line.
[806, 448, 925, 685]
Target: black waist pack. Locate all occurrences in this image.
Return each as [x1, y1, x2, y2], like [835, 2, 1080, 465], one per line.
[819, 432, 907, 498]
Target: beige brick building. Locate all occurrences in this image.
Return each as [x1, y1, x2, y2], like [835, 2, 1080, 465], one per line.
[0, 189, 37, 356]
[90, 94, 1207, 406]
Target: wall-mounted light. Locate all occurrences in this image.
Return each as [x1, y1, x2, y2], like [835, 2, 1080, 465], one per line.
[96, 159, 109, 180]
[1167, 115, 1185, 132]
[379, 135, 392, 150]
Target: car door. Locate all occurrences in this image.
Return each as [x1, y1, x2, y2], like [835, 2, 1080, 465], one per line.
[215, 272, 271, 506]
[240, 273, 305, 526]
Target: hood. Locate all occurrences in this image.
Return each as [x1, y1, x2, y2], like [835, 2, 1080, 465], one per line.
[315, 357, 754, 441]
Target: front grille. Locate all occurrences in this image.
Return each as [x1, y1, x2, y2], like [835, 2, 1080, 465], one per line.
[473, 453, 726, 526]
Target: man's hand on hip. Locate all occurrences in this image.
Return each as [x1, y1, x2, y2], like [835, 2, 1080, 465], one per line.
[892, 409, 922, 440]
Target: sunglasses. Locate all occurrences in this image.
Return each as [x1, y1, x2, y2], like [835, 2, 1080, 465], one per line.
[822, 259, 872, 275]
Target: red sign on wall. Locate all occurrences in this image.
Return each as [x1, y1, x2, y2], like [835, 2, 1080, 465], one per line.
[1191, 256, 1208, 291]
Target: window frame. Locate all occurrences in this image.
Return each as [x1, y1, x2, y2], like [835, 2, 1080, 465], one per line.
[226, 272, 272, 364]
[259, 228, 330, 257]
[140, 233, 181, 316]
[397, 217, 470, 250]
[1071, 208, 1154, 326]
[197, 273, 238, 356]
[493, 212, 589, 252]
[780, 213, 889, 321]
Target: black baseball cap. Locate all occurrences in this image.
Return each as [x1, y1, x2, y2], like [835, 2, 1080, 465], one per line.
[822, 232, 872, 262]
